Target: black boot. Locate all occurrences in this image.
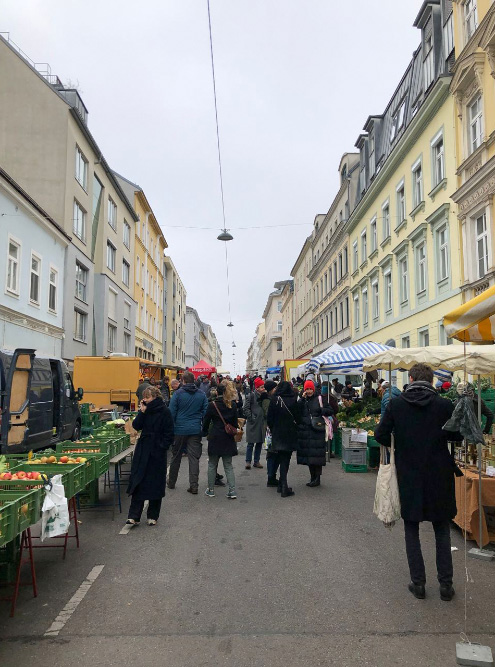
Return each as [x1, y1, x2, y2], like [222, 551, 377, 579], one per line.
[277, 481, 282, 493]
[408, 582, 426, 599]
[308, 475, 321, 487]
[267, 476, 279, 487]
[280, 483, 295, 497]
[306, 470, 316, 487]
[440, 584, 455, 601]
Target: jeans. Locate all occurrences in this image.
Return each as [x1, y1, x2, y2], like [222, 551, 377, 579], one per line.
[168, 434, 202, 489]
[403, 520, 453, 585]
[246, 442, 262, 464]
[128, 496, 162, 521]
[208, 455, 235, 491]
[267, 455, 280, 480]
[275, 451, 292, 485]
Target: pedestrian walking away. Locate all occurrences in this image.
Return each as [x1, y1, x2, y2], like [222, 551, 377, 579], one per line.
[126, 386, 174, 526]
[168, 371, 208, 494]
[266, 381, 300, 497]
[297, 380, 333, 487]
[202, 380, 239, 499]
[374, 363, 463, 601]
[243, 377, 268, 469]
[136, 377, 151, 403]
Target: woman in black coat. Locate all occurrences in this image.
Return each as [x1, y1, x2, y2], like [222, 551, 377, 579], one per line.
[126, 386, 174, 526]
[266, 381, 300, 497]
[202, 380, 239, 499]
[297, 380, 334, 487]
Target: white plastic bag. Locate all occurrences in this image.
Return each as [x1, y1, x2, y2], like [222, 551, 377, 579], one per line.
[41, 474, 70, 541]
[373, 439, 401, 528]
[263, 429, 272, 451]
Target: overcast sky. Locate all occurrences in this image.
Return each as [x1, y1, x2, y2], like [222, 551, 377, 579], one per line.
[3, 1, 420, 373]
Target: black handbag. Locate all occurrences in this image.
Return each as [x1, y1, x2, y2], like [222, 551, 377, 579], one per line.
[311, 416, 326, 432]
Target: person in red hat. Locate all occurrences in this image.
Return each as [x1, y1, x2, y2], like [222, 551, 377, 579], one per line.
[243, 377, 267, 469]
[296, 379, 334, 487]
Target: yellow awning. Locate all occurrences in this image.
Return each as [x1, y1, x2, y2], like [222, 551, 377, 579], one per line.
[443, 285, 495, 342]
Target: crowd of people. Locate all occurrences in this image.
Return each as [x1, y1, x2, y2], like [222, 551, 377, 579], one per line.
[128, 364, 488, 602]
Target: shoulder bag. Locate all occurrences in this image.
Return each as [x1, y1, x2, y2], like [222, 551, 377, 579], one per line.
[213, 401, 243, 442]
[373, 436, 401, 528]
[309, 396, 326, 432]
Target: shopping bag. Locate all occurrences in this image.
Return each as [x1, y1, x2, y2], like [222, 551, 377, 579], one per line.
[41, 474, 70, 541]
[373, 438, 401, 529]
[263, 429, 272, 451]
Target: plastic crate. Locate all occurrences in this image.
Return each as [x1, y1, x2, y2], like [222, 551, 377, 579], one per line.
[0, 537, 20, 583]
[0, 490, 41, 545]
[333, 430, 342, 458]
[78, 452, 110, 480]
[341, 428, 368, 449]
[2, 464, 75, 499]
[77, 479, 99, 507]
[367, 437, 381, 468]
[0, 495, 18, 547]
[342, 447, 368, 465]
[341, 461, 368, 473]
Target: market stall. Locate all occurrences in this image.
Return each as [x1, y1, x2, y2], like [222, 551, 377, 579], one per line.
[188, 360, 216, 378]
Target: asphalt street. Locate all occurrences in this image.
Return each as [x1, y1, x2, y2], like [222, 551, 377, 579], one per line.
[0, 439, 494, 667]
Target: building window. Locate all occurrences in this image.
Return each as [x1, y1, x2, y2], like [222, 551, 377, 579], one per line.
[361, 230, 367, 262]
[345, 296, 349, 325]
[439, 323, 453, 346]
[359, 166, 366, 194]
[75, 261, 88, 302]
[48, 267, 58, 313]
[465, 0, 478, 41]
[416, 243, 427, 293]
[399, 256, 408, 303]
[277, 320, 282, 332]
[344, 247, 348, 273]
[136, 256, 140, 284]
[390, 100, 406, 142]
[339, 302, 344, 330]
[107, 241, 116, 273]
[108, 323, 117, 352]
[362, 289, 369, 326]
[73, 200, 86, 241]
[124, 332, 131, 355]
[124, 301, 131, 330]
[412, 161, 423, 208]
[338, 253, 343, 279]
[74, 309, 87, 342]
[108, 197, 117, 230]
[371, 218, 377, 252]
[437, 225, 449, 281]
[418, 327, 430, 347]
[369, 133, 375, 176]
[402, 335, 410, 348]
[353, 241, 358, 271]
[469, 94, 483, 153]
[277, 300, 282, 312]
[122, 259, 130, 287]
[108, 288, 117, 322]
[6, 238, 20, 295]
[372, 280, 379, 319]
[423, 33, 434, 90]
[475, 212, 488, 279]
[431, 133, 445, 186]
[354, 295, 359, 330]
[396, 184, 406, 225]
[123, 220, 131, 249]
[30, 253, 41, 305]
[382, 203, 390, 239]
[384, 271, 392, 313]
[75, 146, 88, 190]
[444, 13, 454, 59]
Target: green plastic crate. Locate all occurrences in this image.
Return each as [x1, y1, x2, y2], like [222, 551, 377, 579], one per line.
[0, 489, 41, 545]
[2, 464, 75, 498]
[341, 461, 368, 473]
[333, 429, 342, 458]
[367, 437, 381, 469]
[0, 495, 18, 547]
[77, 479, 100, 506]
[0, 536, 20, 582]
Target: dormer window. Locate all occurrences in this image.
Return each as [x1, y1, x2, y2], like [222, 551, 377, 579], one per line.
[390, 100, 406, 141]
[341, 164, 348, 183]
[424, 33, 434, 89]
[369, 133, 375, 176]
[465, 0, 478, 42]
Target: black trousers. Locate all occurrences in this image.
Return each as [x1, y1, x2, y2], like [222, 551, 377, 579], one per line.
[274, 452, 292, 485]
[128, 496, 162, 521]
[403, 520, 453, 585]
[308, 464, 322, 478]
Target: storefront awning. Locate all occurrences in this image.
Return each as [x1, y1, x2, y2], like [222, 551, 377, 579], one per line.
[444, 285, 495, 342]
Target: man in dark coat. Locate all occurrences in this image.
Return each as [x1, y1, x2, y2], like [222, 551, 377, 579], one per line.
[374, 363, 463, 602]
[168, 371, 208, 494]
[160, 377, 171, 405]
[136, 378, 151, 403]
[342, 381, 357, 401]
[126, 387, 174, 525]
[297, 380, 333, 487]
[243, 377, 267, 469]
[267, 381, 300, 497]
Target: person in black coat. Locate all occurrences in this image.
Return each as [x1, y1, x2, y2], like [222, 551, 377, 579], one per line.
[297, 380, 334, 487]
[202, 380, 239, 499]
[266, 381, 300, 497]
[374, 363, 463, 602]
[126, 387, 174, 526]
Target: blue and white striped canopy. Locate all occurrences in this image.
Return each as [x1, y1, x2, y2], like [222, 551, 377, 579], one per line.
[307, 342, 391, 375]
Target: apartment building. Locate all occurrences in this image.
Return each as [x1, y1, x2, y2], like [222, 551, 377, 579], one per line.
[246, 322, 265, 374]
[348, 0, 462, 356]
[262, 281, 291, 370]
[309, 153, 360, 355]
[115, 173, 167, 362]
[163, 256, 186, 370]
[0, 168, 69, 357]
[281, 280, 294, 359]
[185, 306, 202, 368]
[0, 34, 138, 365]
[290, 236, 314, 359]
[450, 0, 495, 298]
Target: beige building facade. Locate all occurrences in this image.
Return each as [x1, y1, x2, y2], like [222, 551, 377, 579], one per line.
[291, 236, 314, 359]
[281, 280, 294, 359]
[163, 256, 186, 370]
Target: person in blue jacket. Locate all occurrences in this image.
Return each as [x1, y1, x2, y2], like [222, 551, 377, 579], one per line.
[380, 380, 402, 415]
[167, 371, 208, 494]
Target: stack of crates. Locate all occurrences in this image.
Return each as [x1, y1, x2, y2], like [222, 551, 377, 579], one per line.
[341, 427, 368, 473]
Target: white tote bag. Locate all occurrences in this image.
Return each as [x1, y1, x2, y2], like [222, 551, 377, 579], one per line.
[41, 474, 70, 541]
[373, 437, 401, 528]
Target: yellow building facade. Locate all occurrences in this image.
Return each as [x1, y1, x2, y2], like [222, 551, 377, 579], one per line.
[451, 0, 495, 299]
[348, 6, 464, 366]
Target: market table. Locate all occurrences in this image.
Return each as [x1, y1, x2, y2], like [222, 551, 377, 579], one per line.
[454, 468, 495, 547]
[108, 446, 135, 519]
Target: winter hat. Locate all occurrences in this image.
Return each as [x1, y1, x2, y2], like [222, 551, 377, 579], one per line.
[304, 380, 315, 391]
[381, 381, 390, 389]
[264, 380, 277, 393]
[435, 380, 443, 389]
[254, 378, 265, 389]
[442, 381, 452, 391]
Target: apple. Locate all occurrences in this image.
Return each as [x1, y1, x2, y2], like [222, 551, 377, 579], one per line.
[60, 456, 69, 464]
[40, 456, 48, 464]
[20, 504, 29, 515]
[48, 456, 57, 464]
[2, 472, 12, 481]
[10, 474, 18, 480]
[16, 471, 26, 479]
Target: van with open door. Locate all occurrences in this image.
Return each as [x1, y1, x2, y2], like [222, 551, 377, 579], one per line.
[0, 348, 83, 455]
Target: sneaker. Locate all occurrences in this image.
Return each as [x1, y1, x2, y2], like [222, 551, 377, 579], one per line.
[126, 519, 139, 526]
[253, 462, 263, 469]
[147, 519, 157, 526]
[205, 488, 215, 497]
[245, 463, 251, 470]
[227, 490, 237, 499]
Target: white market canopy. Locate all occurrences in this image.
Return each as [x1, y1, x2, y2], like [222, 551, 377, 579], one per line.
[303, 343, 343, 374]
[362, 345, 495, 376]
[444, 284, 495, 343]
[307, 342, 389, 375]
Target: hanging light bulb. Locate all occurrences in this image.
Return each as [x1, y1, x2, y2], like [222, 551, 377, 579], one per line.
[217, 229, 234, 241]
[232, 342, 236, 348]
